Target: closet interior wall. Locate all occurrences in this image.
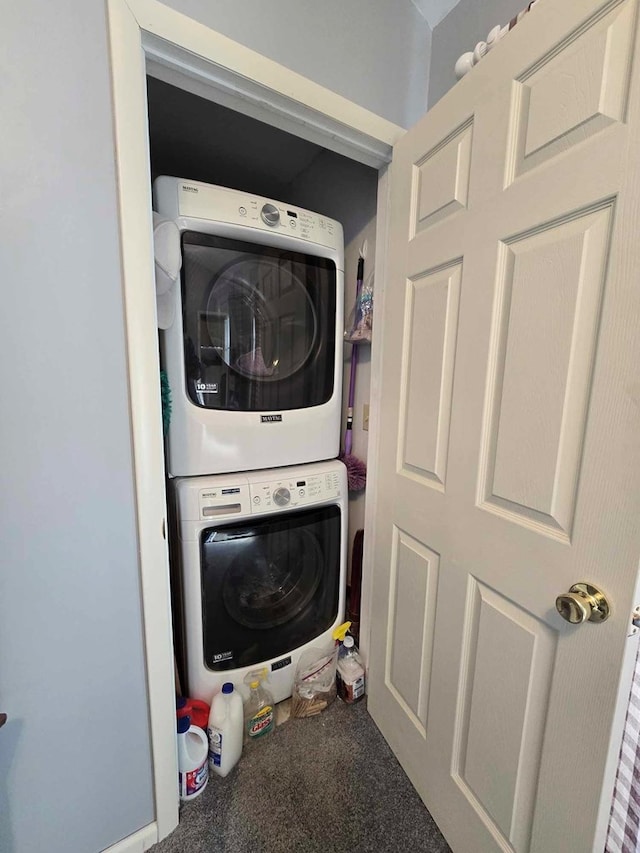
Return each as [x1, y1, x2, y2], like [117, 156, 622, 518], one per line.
[146, 75, 379, 581]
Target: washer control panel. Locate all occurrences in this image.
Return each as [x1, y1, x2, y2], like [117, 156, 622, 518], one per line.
[249, 471, 341, 513]
[198, 484, 250, 521]
[187, 465, 345, 522]
[162, 178, 342, 252]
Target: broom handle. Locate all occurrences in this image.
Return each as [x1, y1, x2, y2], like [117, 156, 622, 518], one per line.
[344, 257, 364, 456]
[345, 344, 358, 456]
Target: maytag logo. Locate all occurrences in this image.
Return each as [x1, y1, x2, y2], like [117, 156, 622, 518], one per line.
[261, 414, 283, 423]
[182, 184, 198, 193]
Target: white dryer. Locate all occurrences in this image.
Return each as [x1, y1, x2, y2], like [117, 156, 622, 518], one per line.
[153, 177, 344, 477]
[170, 459, 347, 704]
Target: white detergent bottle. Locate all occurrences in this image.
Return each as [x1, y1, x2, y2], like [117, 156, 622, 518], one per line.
[177, 715, 209, 801]
[207, 682, 244, 777]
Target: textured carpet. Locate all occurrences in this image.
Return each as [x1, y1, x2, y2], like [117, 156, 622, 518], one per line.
[152, 699, 451, 853]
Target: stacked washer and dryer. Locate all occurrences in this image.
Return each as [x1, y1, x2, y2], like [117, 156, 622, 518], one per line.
[154, 177, 347, 704]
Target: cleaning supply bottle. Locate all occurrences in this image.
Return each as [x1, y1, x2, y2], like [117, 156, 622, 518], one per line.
[336, 635, 366, 704]
[207, 682, 243, 777]
[176, 696, 210, 731]
[243, 669, 275, 742]
[177, 714, 209, 801]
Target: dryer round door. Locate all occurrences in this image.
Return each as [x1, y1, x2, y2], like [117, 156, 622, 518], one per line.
[180, 232, 337, 412]
[205, 256, 318, 383]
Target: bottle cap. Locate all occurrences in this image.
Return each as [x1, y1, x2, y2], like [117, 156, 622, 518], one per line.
[250, 680, 259, 689]
[177, 715, 191, 734]
[222, 683, 234, 694]
[343, 636, 355, 648]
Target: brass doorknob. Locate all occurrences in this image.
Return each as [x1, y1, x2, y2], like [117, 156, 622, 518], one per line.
[555, 582, 610, 624]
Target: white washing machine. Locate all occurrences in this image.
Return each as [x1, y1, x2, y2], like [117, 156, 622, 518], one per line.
[153, 176, 344, 477]
[171, 459, 347, 704]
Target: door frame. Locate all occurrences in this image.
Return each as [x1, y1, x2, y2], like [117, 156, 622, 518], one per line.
[106, 0, 401, 840]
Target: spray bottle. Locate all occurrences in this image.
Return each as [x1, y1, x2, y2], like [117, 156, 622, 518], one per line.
[336, 636, 366, 704]
[332, 621, 352, 645]
[333, 621, 366, 704]
[243, 668, 276, 742]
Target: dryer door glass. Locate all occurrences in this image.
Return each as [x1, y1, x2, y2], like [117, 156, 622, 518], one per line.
[181, 232, 336, 411]
[199, 505, 341, 671]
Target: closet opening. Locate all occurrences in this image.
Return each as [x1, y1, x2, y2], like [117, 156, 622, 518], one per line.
[145, 72, 379, 695]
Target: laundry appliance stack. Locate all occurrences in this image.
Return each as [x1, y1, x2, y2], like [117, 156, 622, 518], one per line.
[154, 177, 347, 704]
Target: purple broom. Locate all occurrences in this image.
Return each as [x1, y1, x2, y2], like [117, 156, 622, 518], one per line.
[341, 255, 367, 491]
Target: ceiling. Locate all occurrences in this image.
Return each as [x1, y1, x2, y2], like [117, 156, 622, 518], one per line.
[146, 77, 328, 200]
[145, 0, 464, 195]
[410, 0, 461, 29]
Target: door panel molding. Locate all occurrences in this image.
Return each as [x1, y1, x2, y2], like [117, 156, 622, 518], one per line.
[386, 526, 440, 731]
[452, 578, 557, 852]
[506, 0, 637, 185]
[399, 261, 463, 489]
[477, 200, 615, 541]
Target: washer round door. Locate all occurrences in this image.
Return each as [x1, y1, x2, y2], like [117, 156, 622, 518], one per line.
[199, 505, 341, 671]
[181, 232, 337, 412]
[222, 525, 323, 629]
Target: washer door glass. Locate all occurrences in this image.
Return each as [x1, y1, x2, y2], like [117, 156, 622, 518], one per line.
[222, 526, 322, 629]
[181, 232, 336, 412]
[200, 505, 341, 671]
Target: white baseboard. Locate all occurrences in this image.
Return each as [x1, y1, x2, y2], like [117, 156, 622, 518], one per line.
[100, 823, 158, 853]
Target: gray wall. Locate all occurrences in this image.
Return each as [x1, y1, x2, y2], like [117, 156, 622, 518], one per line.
[164, 0, 433, 128]
[0, 2, 435, 851]
[428, 0, 528, 108]
[0, 3, 154, 852]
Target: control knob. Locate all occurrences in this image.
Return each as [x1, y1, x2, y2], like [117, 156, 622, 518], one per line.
[273, 487, 290, 506]
[260, 203, 280, 226]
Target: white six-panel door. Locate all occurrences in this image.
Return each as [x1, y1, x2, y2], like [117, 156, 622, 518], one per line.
[367, 0, 640, 850]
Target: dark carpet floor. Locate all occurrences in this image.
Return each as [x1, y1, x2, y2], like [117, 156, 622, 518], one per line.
[152, 698, 451, 853]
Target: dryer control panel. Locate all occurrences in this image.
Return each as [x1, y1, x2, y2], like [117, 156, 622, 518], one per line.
[153, 176, 343, 253]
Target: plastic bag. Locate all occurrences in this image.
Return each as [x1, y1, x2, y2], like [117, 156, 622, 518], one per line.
[344, 269, 374, 344]
[291, 641, 338, 718]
